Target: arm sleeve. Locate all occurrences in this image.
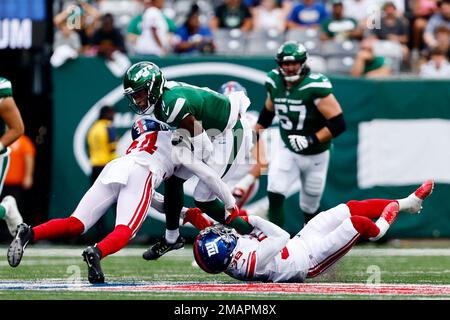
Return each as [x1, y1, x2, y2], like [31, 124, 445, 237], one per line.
[174, 145, 236, 209]
[248, 216, 290, 268]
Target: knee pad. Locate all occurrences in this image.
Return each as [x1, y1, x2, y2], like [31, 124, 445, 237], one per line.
[303, 175, 324, 197]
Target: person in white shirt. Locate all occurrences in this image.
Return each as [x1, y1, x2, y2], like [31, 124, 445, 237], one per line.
[135, 0, 171, 56]
[419, 47, 450, 78]
[193, 180, 434, 282]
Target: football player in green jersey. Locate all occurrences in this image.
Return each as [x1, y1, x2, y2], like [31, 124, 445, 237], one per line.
[123, 62, 255, 259]
[255, 41, 346, 227]
[0, 77, 25, 236]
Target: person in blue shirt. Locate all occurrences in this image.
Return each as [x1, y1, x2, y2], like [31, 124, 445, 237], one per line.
[287, 0, 329, 29]
[174, 4, 215, 54]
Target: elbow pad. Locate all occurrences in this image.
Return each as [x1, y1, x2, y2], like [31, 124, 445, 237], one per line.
[326, 113, 346, 137]
[257, 107, 275, 129]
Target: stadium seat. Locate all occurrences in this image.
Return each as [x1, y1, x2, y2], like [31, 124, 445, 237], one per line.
[326, 56, 355, 75]
[245, 29, 284, 55]
[285, 28, 320, 43]
[214, 29, 247, 55]
[308, 55, 328, 73]
[321, 40, 360, 57]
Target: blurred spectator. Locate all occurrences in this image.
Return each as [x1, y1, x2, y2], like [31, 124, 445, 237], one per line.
[368, 1, 410, 60]
[252, 0, 287, 32]
[135, 0, 172, 56]
[87, 105, 118, 239]
[351, 38, 393, 77]
[91, 13, 126, 59]
[53, 1, 101, 53]
[422, 24, 450, 57]
[343, 0, 374, 26]
[51, 20, 82, 68]
[127, 0, 177, 52]
[411, 0, 439, 50]
[211, 0, 253, 32]
[173, 4, 215, 54]
[2, 135, 36, 225]
[419, 46, 450, 76]
[287, 0, 329, 29]
[424, 0, 450, 48]
[320, 0, 362, 41]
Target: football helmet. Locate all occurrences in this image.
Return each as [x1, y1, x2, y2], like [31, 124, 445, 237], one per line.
[275, 41, 308, 82]
[123, 61, 166, 115]
[193, 225, 238, 274]
[131, 116, 170, 140]
[219, 81, 248, 97]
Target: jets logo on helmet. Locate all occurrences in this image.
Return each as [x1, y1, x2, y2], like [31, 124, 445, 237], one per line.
[123, 61, 166, 115]
[131, 116, 170, 140]
[193, 226, 238, 274]
[276, 41, 309, 82]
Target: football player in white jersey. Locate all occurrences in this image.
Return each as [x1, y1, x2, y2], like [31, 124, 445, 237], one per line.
[7, 117, 239, 284]
[193, 180, 434, 282]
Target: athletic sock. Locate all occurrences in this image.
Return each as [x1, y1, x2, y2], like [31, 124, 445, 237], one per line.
[96, 225, 132, 259]
[350, 216, 381, 239]
[33, 216, 84, 242]
[268, 192, 285, 227]
[165, 229, 180, 244]
[347, 199, 396, 219]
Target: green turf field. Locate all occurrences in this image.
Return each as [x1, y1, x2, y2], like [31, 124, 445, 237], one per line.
[1, 240, 450, 300]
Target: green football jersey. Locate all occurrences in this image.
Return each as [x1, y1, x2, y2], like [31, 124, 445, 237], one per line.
[156, 81, 232, 134]
[265, 69, 333, 155]
[0, 77, 13, 99]
[0, 77, 12, 137]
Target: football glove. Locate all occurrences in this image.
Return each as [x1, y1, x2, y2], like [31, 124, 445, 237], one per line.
[288, 135, 317, 152]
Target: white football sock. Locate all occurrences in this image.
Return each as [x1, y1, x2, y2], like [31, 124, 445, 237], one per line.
[165, 229, 180, 244]
[369, 218, 390, 241]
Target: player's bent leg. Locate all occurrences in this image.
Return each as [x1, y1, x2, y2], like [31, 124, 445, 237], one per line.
[267, 192, 285, 227]
[306, 218, 360, 278]
[368, 202, 399, 241]
[298, 203, 351, 240]
[346, 199, 396, 219]
[1, 195, 23, 236]
[7, 216, 85, 268]
[96, 225, 132, 258]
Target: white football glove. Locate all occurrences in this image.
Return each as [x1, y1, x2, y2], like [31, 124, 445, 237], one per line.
[288, 135, 310, 152]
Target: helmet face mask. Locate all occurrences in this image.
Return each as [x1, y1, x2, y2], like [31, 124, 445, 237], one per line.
[123, 62, 165, 115]
[276, 41, 308, 82]
[193, 225, 238, 274]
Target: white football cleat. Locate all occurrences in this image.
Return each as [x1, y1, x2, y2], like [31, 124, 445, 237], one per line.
[399, 180, 435, 214]
[1, 196, 23, 236]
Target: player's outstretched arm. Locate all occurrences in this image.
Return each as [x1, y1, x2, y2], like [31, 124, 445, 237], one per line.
[0, 97, 24, 150]
[173, 143, 235, 210]
[247, 216, 290, 268]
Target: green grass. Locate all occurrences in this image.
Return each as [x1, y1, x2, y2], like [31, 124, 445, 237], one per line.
[1, 243, 450, 300]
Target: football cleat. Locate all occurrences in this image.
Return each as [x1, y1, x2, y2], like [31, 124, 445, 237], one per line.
[380, 202, 399, 225]
[82, 246, 104, 284]
[7, 223, 33, 267]
[402, 180, 435, 214]
[142, 236, 185, 261]
[2, 196, 23, 236]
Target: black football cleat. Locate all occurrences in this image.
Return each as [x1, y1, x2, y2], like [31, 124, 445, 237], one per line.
[82, 246, 105, 284]
[142, 236, 185, 261]
[7, 223, 34, 267]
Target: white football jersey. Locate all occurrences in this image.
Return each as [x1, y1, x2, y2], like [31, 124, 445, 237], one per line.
[224, 216, 310, 283]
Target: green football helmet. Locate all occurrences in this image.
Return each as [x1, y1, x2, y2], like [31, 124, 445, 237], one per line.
[123, 61, 166, 115]
[275, 41, 308, 82]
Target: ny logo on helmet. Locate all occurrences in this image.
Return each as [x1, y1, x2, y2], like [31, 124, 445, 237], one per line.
[205, 242, 219, 257]
[133, 65, 154, 81]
